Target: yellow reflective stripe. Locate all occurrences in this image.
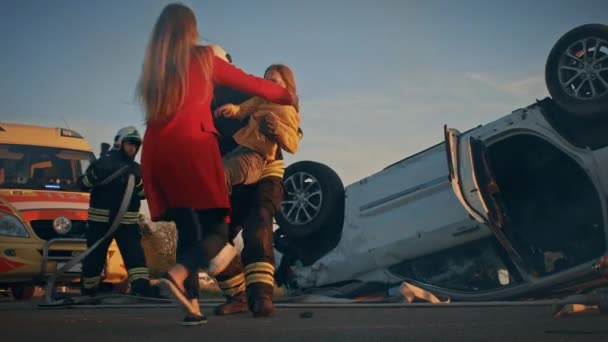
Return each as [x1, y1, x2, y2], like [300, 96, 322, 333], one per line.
[89, 209, 138, 215]
[136, 179, 144, 197]
[218, 273, 246, 296]
[88, 210, 138, 216]
[128, 271, 149, 278]
[222, 282, 245, 296]
[128, 274, 149, 282]
[121, 217, 140, 221]
[128, 267, 149, 282]
[261, 160, 285, 179]
[88, 214, 109, 223]
[88, 210, 140, 224]
[83, 276, 101, 289]
[266, 160, 285, 168]
[82, 176, 93, 188]
[88, 212, 108, 218]
[83, 276, 101, 284]
[122, 217, 140, 221]
[122, 212, 140, 217]
[89, 208, 110, 215]
[218, 273, 245, 289]
[245, 273, 275, 286]
[244, 262, 275, 275]
[261, 171, 284, 179]
[128, 267, 148, 274]
[89, 209, 110, 216]
[121, 212, 140, 224]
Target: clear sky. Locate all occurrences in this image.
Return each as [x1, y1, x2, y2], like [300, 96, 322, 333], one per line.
[1, 0, 606, 185]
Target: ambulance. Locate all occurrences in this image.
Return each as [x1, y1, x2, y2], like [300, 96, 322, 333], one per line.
[0, 122, 127, 299]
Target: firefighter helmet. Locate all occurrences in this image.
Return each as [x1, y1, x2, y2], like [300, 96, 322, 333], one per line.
[114, 126, 142, 147]
[209, 44, 232, 64]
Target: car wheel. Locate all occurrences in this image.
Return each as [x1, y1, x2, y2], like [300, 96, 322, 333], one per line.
[276, 161, 344, 239]
[11, 285, 36, 300]
[545, 24, 608, 118]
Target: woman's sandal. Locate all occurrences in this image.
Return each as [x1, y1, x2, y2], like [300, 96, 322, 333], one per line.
[158, 272, 198, 316]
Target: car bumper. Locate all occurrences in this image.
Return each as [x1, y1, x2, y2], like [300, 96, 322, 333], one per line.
[0, 238, 126, 285]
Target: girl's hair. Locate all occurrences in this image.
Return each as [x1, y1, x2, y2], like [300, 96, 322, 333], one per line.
[137, 3, 213, 124]
[265, 64, 299, 112]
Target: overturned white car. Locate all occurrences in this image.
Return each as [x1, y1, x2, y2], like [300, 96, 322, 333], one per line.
[274, 24, 608, 301]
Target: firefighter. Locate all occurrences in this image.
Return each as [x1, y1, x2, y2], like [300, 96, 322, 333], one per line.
[79, 126, 159, 297]
[209, 46, 302, 316]
[213, 153, 291, 317]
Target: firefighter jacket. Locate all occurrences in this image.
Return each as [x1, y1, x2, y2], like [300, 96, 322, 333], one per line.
[80, 149, 145, 225]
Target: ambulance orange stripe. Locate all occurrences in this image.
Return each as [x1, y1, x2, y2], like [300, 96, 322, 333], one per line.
[0, 190, 89, 204]
[0, 257, 26, 273]
[21, 209, 88, 222]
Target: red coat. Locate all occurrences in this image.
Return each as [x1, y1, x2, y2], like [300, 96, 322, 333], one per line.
[141, 54, 293, 221]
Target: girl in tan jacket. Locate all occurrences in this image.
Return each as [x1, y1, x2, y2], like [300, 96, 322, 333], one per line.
[214, 64, 300, 193]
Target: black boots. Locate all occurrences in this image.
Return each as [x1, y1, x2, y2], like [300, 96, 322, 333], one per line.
[249, 295, 274, 317]
[214, 292, 248, 315]
[131, 278, 162, 298]
[247, 283, 275, 318]
[214, 283, 275, 318]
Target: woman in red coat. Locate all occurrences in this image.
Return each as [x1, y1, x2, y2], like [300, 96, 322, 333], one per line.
[137, 3, 294, 325]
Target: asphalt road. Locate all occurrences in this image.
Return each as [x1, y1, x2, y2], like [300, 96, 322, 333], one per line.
[2, 300, 608, 341]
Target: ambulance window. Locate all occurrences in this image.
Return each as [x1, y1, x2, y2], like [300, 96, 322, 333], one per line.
[0, 144, 94, 191]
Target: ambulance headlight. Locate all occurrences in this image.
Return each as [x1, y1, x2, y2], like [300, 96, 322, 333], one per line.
[0, 212, 30, 238]
[53, 216, 72, 235]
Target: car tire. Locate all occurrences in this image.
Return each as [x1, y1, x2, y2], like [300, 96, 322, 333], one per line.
[11, 285, 36, 300]
[276, 161, 345, 239]
[545, 24, 608, 118]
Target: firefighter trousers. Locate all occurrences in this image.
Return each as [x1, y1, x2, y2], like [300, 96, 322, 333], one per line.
[81, 221, 149, 291]
[216, 176, 284, 299]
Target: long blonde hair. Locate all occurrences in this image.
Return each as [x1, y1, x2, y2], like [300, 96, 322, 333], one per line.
[137, 3, 213, 124]
[265, 64, 299, 112]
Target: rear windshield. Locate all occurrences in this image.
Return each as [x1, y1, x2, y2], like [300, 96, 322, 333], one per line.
[0, 144, 95, 192]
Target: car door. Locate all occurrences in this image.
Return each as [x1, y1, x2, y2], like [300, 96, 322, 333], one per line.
[444, 126, 527, 269]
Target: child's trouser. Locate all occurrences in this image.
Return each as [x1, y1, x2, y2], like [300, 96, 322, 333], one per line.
[223, 146, 266, 194]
